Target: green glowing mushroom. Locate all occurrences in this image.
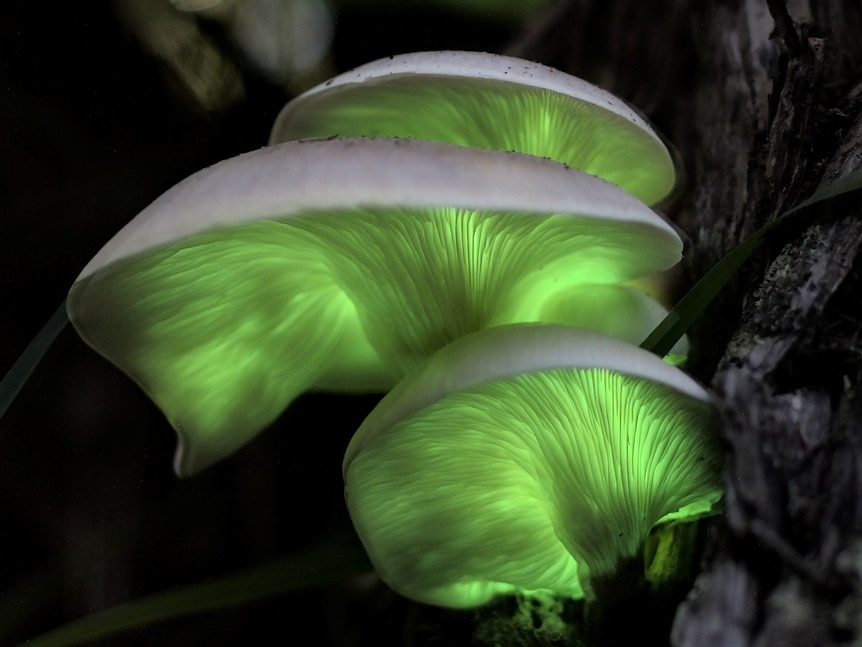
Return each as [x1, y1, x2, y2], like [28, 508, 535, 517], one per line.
[67, 137, 682, 476]
[270, 50, 675, 205]
[343, 323, 723, 608]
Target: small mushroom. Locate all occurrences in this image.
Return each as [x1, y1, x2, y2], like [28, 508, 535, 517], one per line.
[67, 137, 681, 476]
[343, 323, 723, 608]
[270, 50, 675, 204]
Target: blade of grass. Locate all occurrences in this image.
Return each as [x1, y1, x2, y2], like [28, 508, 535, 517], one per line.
[0, 302, 68, 420]
[18, 538, 371, 647]
[641, 169, 862, 357]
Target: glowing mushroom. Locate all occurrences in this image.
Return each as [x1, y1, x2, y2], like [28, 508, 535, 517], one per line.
[270, 50, 675, 205]
[67, 137, 681, 476]
[343, 323, 723, 608]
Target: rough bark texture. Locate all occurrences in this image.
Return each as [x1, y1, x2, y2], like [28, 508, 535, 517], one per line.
[512, 1, 862, 645]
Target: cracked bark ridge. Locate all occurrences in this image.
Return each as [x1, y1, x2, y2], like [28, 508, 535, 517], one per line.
[511, 1, 862, 645]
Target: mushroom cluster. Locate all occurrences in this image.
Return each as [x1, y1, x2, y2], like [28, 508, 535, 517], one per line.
[67, 51, 722, 607]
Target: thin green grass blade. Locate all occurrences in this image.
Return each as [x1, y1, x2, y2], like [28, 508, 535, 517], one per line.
[641, 168, 862, 357]
[783, 169, 862, 216]
[0, 303, 68, 420]
[18, 538, 371, 647]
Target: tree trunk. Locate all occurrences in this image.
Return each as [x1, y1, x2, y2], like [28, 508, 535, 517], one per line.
[512, 1, 862, 645]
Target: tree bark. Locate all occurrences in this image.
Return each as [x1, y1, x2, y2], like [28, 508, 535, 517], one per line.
[512, 1, 862, 645]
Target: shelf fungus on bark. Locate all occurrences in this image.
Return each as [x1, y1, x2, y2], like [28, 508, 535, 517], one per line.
[343, 324, 723, 608]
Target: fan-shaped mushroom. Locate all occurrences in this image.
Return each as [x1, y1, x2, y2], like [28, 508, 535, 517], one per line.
[270, 51, 675, 204]
[343, 324, 723, 607]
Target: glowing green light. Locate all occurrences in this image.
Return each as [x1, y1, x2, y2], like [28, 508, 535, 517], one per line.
[272, 72, 675, 204]
[68, 138, 683, 475]
[344, 327, 723, 607]
[69, 207, 677, 475]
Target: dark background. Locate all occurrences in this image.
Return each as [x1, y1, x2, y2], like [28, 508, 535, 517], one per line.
[0, 2, 537, 644]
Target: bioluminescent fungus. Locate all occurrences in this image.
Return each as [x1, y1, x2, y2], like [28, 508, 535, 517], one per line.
[67, 137, 682, 476]
[343, 324, 723, 608]
[269, 50, 676, 205]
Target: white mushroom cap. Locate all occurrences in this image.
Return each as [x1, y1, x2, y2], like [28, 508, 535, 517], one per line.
[76, 137, 677, 281]
[270, 51, 676, 204]
[68, 138, 682, 476]
[343, 324, 722, 608]
[344, 323, 708, 468]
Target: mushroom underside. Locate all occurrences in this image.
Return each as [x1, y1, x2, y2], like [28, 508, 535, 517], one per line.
[68, 206, 679, 475]
[344, 367, 723, 607]
[272, 77, 674, 204]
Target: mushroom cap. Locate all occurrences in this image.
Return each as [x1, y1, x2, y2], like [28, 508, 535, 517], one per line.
[270, 51, 676, 205]
[67, 137, 682, 476]
[343, 324, 723, 608]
